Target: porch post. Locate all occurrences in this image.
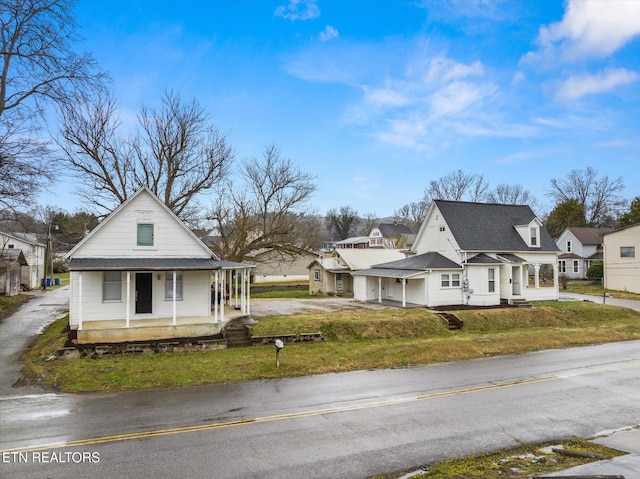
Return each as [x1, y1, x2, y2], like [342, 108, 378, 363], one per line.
[213, 270, 220, 323]
[78, 271, 83, 331]
[378, 277, 382, 303]
[172, 270, 177, 326]
[220, 269, 225, 321]
[240, 269, 245, 314]
[402, 278, 406, 308]
[246, 268, 251, 315]
[126, 272, 131, 328]
[534, 264, 540, 288]
[235, 268, 239, 309]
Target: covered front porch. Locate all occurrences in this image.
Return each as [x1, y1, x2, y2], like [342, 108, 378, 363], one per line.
[68, 258, 254, 344]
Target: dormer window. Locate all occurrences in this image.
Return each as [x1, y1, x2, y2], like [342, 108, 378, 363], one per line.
[530, 227, 537, 246]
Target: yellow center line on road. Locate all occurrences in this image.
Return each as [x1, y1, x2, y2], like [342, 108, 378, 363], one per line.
[3, 360, 638, 454]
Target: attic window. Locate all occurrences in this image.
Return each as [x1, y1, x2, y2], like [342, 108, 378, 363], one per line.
[439, 226, 445, 232]
[8, 244, 14, 248]
[137, 224, 154, 246]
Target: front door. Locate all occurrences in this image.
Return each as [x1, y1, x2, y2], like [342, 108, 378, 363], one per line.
[136, 273, 153, 314]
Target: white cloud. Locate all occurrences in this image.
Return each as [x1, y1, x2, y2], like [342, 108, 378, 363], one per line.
[424, 57, 484, 84]
[429, 81, 493, 119]
[363, 86, 410, 108]
[319, 25, 339, 42]
[274, 0, 320, 21]
[555, 68, 639, 100]
[528, 0, 640, 63]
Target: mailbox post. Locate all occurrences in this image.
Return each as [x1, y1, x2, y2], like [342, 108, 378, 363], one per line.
[274, 339, 284, 367]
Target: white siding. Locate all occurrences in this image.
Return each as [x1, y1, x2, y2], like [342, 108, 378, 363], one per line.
[69, 270, 211, 325]
[72, 190, 211, 259]
[604, 225, 640, 294]
[412, 205, 461, 260]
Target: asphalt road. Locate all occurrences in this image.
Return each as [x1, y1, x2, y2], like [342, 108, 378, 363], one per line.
[2, 341, 639, 478]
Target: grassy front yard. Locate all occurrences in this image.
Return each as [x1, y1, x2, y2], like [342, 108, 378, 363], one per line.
[563, 279, 640, 300]
[23, 300, 640, 393]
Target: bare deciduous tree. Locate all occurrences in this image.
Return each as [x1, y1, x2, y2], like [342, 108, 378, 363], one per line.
[358, 212, 378, 237]
[326, 206, 360, 241]
[427, 169, 489, 202]
[394, 199, 429, 232]
[547, 167, 626, 227]
[207, 145, 318, 262]
[395, 170, 489, 228]
[487, 183, 539, 210]
[58, 91, 233, 222]
[0, 0, 106, 216]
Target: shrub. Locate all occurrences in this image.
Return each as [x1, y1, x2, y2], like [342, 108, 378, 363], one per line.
[559, 274, 569, 290]
[587, 261, 603, 279]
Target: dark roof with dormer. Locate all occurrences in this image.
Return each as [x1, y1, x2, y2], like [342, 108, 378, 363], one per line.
[434, 200, 558, 252]
[377, 222, 413, 237]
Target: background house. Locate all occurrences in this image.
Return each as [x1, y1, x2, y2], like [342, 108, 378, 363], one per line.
[247, 246, 319, 283]
[0, 249, 28, 296]
[353, 200, 559, 308]
[555, 227, 612, 279]
[0, 231, 46, 290]
[334, 236, 370, 249]
[368, 222, 414, 248]
[308, 248, 406, 296]
[603, 224, 639, 294]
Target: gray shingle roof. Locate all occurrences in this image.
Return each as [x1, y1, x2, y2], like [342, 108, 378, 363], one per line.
[372, 252, 462, 270]
[435, 200, 558, 252]
[352, 252, 462, 279]
[465, 253, 503, 264]
[68, 258, 252, 271]
[377, 222, 413, 237]
[567, 227, 612, 245]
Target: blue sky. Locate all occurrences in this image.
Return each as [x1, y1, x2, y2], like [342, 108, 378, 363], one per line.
[50, 0, 640, 218]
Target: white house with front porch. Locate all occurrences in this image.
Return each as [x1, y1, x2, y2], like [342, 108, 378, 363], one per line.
[353, 200, 559, 307]
[65, 187, 253, 344]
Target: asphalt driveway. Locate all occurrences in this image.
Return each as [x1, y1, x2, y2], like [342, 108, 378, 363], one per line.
[0, 286, 70, 396]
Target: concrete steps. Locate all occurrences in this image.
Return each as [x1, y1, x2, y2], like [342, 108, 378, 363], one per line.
[224, 324, 252, 348]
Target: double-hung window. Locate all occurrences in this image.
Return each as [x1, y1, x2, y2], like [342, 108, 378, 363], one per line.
[441, 274, 450, 287]
[488, 268, 495, 293]
[103, 271, 122, 301]
[165, 271, 183, 300]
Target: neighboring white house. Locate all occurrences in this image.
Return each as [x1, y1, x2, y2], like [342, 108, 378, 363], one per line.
[368, 222, 414, 249]
[308, 248, 406, 296]
[352, 200, 559, 308]
[0, 231, 46, 290]
[65, 187, 253, 344]
[555, 227, 612, 279]
[603, 224, 640, 294]
[247, 246, 320, 283]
